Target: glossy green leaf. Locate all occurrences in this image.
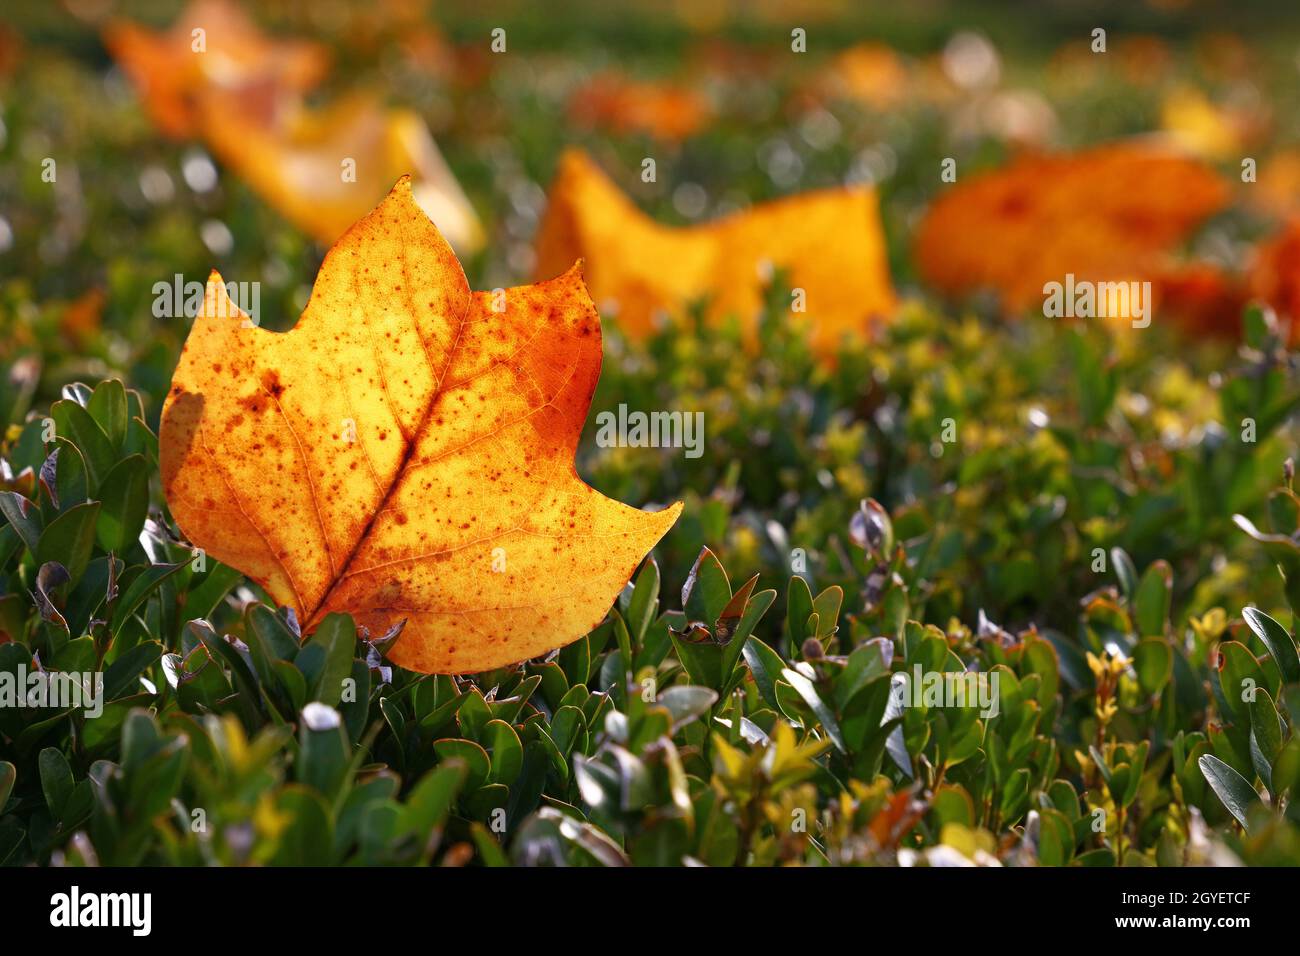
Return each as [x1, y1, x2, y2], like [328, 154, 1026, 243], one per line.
[1199, 754, 1263, 832]
[94, 454, 149, 553]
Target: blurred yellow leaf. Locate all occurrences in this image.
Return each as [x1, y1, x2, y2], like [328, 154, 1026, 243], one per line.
[160, 178, 678, 673]
[1161, 86, 1259, 160]
[199, 91, 484, 253]
[534, 149, 895, 358]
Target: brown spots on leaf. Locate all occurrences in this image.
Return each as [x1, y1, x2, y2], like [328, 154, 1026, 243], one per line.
[261, 370, 285, 397]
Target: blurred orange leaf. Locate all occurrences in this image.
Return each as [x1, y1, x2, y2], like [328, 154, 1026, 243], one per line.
[1244, 148, 1300, 218]
[0, 23, 23, 78]
[915, 142, 1230, 313]
[569, 72, 713, 142]
[104, 0, 329, 138]
[60, 288, 105, 348]
[534, 149, 895, 358]
[804, 43, 909, 110]
[1248, 218, 1300, 339]
[160, 178, 679, 673]
[106, 1, 481, 254]
[1153, 262, 1246, 339]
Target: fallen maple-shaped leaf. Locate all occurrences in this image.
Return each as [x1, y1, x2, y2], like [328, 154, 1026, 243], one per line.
[199, 91, 485, 254]
[104, 0, 329, 138]
[915, 141, 1230, 313]
[534, 149, 895, 358]
[160, 178, 680, 673]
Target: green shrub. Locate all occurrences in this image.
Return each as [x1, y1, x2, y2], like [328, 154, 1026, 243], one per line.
[3, 295, 1300, 866]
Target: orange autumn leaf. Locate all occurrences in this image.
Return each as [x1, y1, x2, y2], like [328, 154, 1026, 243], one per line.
[867, 790, 925, 849]
[159, 178, 680, 674]
[534, 149, 895, 357]
[1247, 218, 1300, 341]
[805, 43, 909, 110]
[104, 0, 329, 138]
[1152, 262, 1247, 339]
[915, 142, 1230, 312]
[199, 91, 484, 254]
[1048, 35, 1174, 91]
[59, 288, 105, 349]
[106, 1, 482, 255]
[1244, 148, 1300, 218]
[0, 23, 23, 79]
[569, 72, 713, 142]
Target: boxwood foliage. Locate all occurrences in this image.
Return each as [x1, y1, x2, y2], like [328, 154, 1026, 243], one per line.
[3, 290, 1300, 867]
